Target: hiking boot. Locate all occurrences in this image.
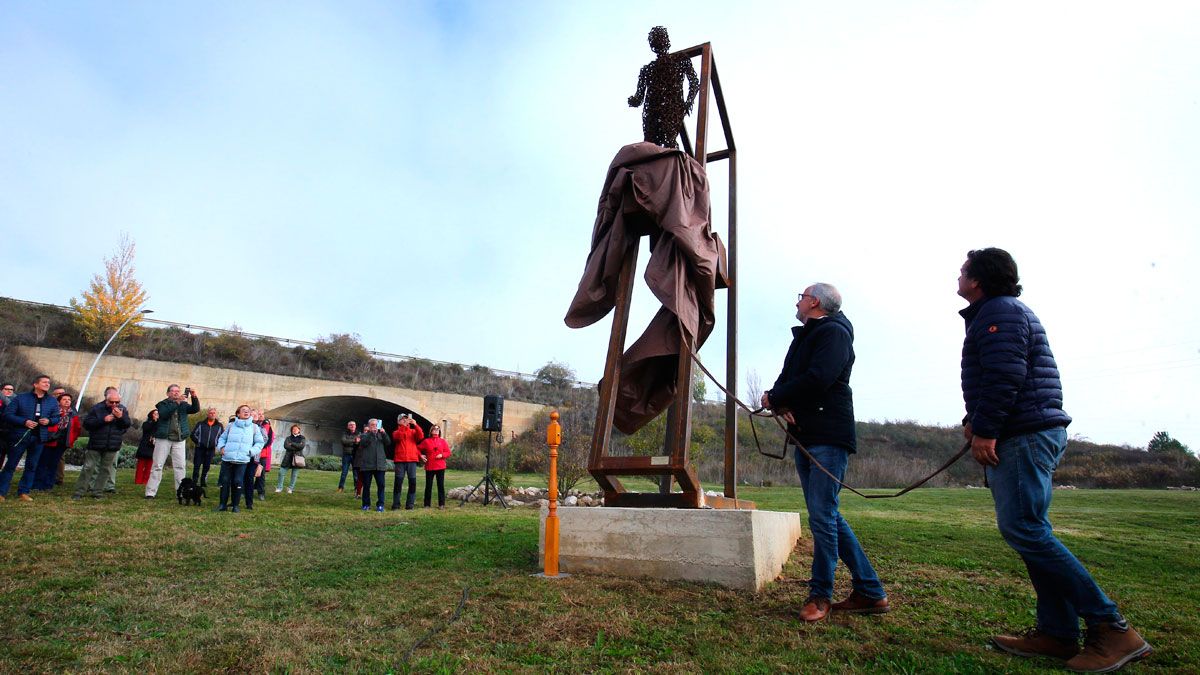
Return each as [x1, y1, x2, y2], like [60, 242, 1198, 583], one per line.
[993, 628, 1080, 660]
[18, 494, 33, 502]
[376, 505, 385, 512]
[337, 487, 344, 493]
[832, 590, 890, 614]
[1066, 623, 1151, 672]
[799, 596, 831, 622]
[361, 505, 370, 511]
[231, 505, 240, 513]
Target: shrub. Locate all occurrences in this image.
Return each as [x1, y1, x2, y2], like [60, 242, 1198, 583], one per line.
[304, 455, 343, 471]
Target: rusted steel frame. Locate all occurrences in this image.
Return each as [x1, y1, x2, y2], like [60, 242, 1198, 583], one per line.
[587, 242, 640, 498]
[710, 56, 736, 153]
[724, 148, 738, 499]
[694, 44, 712, 164]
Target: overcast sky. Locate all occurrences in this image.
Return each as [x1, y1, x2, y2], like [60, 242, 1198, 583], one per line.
[2, 1, 1197, 450]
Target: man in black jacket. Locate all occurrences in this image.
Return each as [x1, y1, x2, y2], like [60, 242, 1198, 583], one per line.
[762, 283, 887, 622]
[190, 407, 223, 488]
[958, 249, 1150, 672]
[74, 387, 131, 499]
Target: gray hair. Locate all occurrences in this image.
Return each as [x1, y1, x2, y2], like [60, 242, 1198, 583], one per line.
[809, 283, 842, 314]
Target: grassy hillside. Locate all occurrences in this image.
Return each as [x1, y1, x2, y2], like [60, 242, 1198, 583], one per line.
[0, 469, 1195, 672]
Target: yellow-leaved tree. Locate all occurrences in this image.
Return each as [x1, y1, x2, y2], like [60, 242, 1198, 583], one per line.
[70, 234, 149, 345]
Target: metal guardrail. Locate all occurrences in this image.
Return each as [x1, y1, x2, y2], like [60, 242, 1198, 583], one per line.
[2, 296, 597, 388]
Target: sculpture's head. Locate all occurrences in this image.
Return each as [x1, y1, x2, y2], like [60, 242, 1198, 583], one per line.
[648, 26, 670, 55]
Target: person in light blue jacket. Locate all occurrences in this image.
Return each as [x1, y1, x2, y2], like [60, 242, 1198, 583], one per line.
[214, 404, 265, 513]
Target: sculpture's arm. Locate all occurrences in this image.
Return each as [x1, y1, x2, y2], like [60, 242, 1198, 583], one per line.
[683, 58, 700, 114]
[628, 64, 650, 107]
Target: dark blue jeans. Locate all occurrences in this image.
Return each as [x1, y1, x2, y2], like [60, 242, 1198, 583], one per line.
[338, 455, 355, 489]
[795, 444, 886, 601]
[393, 462, 418, 508]
[217, 460, 246, 508]
[986, 427, 1121, 639]
[0, 435, 44, 497]
[361, 470, 386, 508]
[192, 447, 215, 485]
[32, 444, 66, 490]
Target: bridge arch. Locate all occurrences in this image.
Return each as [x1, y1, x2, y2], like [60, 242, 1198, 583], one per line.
[266, 395, 437, 455]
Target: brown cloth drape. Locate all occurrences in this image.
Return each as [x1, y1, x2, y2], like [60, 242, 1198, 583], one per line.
[565, 142, 722, 434]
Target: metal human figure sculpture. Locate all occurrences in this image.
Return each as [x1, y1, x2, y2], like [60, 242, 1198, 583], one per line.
[628, 26, 700, 149]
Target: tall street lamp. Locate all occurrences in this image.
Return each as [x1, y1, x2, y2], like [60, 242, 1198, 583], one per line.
[76, 309, 154, 411]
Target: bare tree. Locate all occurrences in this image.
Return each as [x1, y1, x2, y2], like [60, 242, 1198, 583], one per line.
[745, 369, 763, 406]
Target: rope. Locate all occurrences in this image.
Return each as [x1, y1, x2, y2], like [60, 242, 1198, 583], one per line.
[690, 351, 971, 499]
[402, 586, 470, 664]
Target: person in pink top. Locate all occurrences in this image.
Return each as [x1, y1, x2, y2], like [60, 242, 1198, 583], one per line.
[418, 424, 452, 509]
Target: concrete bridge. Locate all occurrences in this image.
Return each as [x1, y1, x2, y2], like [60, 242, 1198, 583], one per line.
[17, 346, 546, 455]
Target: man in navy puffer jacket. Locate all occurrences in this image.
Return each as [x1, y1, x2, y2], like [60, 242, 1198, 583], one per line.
[958, 248, 1149, 672]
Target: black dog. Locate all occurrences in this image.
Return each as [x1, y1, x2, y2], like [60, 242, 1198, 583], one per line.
[177, 478, 206, 506]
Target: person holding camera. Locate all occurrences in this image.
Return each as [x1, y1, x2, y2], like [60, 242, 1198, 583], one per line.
[391, 413, 424, 510]
[74, 387, 131, 499]
[357, 418, 392, 512]
[145, 384, 200, 499]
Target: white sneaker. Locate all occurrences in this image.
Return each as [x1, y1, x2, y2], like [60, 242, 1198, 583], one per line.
[286, 488, 293, 494]
[274, 488, 282, 493]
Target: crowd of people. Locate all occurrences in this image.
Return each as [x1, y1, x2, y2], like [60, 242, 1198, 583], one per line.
[0, 381, 453, 515]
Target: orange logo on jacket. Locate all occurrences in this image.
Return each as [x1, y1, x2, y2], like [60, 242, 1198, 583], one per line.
[988, 325, 999, 333]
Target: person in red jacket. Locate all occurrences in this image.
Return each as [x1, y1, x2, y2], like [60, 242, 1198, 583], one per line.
[391, 414, 424, 510]
[418, 424, 452, 509]
[35, 393, 82, 491]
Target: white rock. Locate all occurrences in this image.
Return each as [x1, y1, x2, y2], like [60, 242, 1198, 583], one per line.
[564, 495, 578, 506]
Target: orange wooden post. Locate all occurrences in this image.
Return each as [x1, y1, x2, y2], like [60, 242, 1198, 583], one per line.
[544, 411, 563, 577]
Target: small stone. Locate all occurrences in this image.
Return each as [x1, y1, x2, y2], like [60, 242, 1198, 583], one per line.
[564, 495, 578, 506]
[538, 499, 549, 507]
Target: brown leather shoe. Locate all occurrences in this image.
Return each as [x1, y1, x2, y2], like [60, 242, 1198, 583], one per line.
[18, 494, 33, 502]
[1066, 623, 1151, 672]
[799, 596, 831, 622]
[832, 590, 890, 614]
[993, 628, 1080, 660]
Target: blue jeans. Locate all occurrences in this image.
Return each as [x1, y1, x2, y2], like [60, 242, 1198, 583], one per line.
[986, 427, 1121, 639]
[361, 470, 386, 508]
[277, 467, 300, 491]
[0, 435, 45, 497]
[217, 460, 245, 508]
[32, 444, 66, 490]
[795, 444, 886, 601]
[338, 455, 355, 489]
[393, 461, 418, 508]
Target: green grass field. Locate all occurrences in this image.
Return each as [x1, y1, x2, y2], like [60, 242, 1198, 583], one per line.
[0, 468, 1195, 673]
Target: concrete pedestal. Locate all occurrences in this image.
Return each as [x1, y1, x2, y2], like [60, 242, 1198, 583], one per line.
[539, 506, 802, 592]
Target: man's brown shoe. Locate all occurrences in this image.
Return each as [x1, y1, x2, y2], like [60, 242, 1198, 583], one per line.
[993, 628, 1080, 660]
[832, 590, 890, 614]
[18, 494, 33, 502]
[799, 596, 831, 622]
[1066, 623, 1151, 673]
[337, 488, 344, 493]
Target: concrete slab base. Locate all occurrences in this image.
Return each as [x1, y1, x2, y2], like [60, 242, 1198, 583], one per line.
[539, 506, 802, 592]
